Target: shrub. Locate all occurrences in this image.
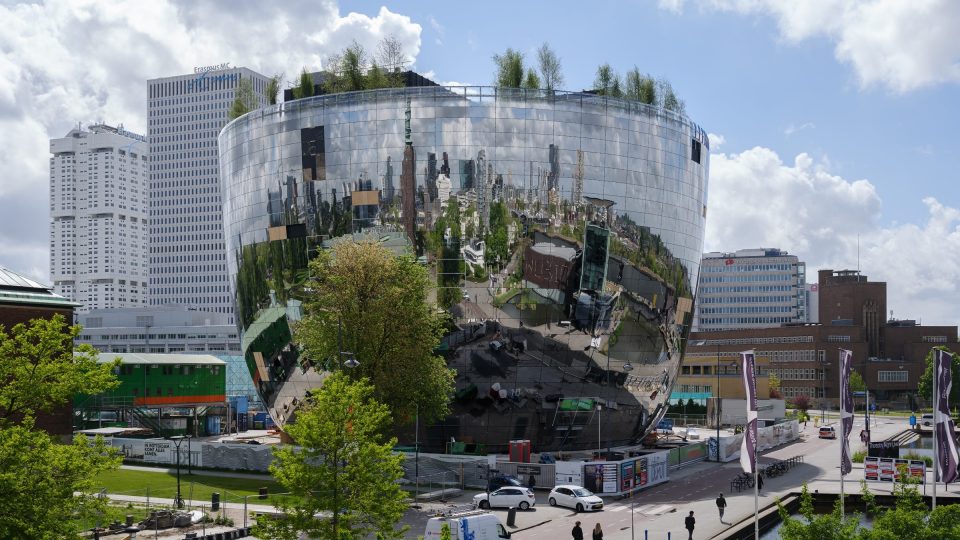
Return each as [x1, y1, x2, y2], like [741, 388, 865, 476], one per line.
[901, 452, 933, 467]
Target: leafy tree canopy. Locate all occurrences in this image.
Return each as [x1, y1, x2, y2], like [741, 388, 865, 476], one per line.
[295, 240, 455, 423]
[255, 373, 408, 540]
[493, 48, 525, 88]
[293, 67, 315, 99]
[523, 68, 541, 90]
[537, 43, 564, 93]
[266, 73, 282, 105]
[228, 78, 257, 120]
[0, 424, 121, 538]
[0, 314, 119, 427]
[919, 346, 960, 404]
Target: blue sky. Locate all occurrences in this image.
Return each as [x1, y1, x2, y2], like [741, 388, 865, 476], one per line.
[0, 0, 957, 324]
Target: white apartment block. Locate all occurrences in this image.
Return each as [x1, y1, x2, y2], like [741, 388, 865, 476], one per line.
[694, 248, 808, 331]
[147, 65, 269, 324]
[49, 124, 149, 312]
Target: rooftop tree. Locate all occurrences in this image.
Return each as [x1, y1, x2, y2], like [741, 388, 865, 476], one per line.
[493, 48, 525, 88]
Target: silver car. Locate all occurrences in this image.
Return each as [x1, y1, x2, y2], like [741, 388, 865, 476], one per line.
[547, 485, 604, 512]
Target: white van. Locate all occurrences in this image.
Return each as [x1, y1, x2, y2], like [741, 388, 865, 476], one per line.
[424, 512, 511, 540]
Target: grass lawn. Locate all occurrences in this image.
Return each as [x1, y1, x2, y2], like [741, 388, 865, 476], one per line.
[94, 468, 286, 504]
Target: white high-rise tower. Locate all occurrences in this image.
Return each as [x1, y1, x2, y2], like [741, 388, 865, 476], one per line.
[49, 124, 149, 312]
[147, 65, 269, 324]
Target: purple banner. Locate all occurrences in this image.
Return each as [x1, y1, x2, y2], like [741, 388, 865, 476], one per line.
[740, 350, 757, 474]
[840, 349, 853, 476]
[936, 348, 958, 483]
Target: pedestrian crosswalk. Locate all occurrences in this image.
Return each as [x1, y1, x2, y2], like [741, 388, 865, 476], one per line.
[605, 503, 676, 515]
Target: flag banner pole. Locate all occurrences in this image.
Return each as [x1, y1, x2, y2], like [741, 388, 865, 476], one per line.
[839, 349, 853, 518]
[740, 350, 758, 539]
[934, 348, 959, 509]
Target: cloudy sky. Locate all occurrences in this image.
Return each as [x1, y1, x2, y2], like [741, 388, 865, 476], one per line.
[2, 0, 959, 325]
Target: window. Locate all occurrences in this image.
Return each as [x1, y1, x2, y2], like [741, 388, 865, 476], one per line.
[878, 371, 908, 383]
[691, 138, 702, 164]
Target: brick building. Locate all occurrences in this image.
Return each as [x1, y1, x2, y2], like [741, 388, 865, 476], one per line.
[687, 269, 959, 410]
[0, 267, 79, 435]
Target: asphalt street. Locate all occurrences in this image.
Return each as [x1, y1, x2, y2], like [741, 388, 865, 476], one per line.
[403, 415, 954, 539]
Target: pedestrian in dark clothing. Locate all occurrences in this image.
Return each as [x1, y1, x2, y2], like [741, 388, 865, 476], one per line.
[571, 521, 583, 540]
[528, 473, 536, 489]
[685, 511, 696, 539]
[592, 523, 603, 540]
[716, 493, 727, 522]
[757, 473, 764, 493]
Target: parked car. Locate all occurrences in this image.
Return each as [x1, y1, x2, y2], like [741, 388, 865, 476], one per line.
[922, 413, 934, 427]
[474, 487, 536, 510]
[487, 474, 522, 491]
[547, 485, 604, 512]
[686, 427, 700, 440]
[819, 426, 837, 439]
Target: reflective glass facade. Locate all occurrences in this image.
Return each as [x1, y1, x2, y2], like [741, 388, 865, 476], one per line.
[220, 86, 710, 451]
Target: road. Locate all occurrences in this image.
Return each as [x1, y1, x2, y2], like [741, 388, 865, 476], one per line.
[402, 415, 949, 539]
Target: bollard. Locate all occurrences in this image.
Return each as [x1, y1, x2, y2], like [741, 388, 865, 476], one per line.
[211, 492, 220, 512]
[506, 507, 517, 527]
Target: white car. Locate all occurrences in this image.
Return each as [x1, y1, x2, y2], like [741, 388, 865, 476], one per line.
[922, 413, 934, 427]
[686, 427, 700, 440]
[547, 485, 604, 512]
[474, 487, 536, 510]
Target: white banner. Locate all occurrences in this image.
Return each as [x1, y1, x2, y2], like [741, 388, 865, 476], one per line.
[717, 420, 801, 462]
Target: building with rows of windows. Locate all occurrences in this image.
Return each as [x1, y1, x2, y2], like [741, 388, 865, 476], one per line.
[687, 269, 960, 409]
[49, 124, 149, 312]
[693, 248, 807, 332]
[147, 66, 270, 323]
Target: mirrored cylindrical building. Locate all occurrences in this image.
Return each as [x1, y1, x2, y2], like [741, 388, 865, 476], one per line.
[220, 86, 710, 452]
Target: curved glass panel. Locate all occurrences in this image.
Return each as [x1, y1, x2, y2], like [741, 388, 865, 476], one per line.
[220, 86, 710, 452]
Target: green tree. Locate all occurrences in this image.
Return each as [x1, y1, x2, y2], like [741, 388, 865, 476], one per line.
[293, 67, 315, 99]
[919, 346, 960, 404]
[295, 240, 454, 423]
[255, 373, 408, 540]
[522, 68, 541, 90]
[659, 79, 685, 114]
[365, 63, 391, 90]
[0, 314, 122, 538]
[536, 43, 564, 93]
[376, 35, 408, 87]
[777, 484, 862, 540]
[594, 63, 623, 96]
[0, 315, 118, 427]
[266, 73, 282, 105]
[493, 48, 525, 88]
[326, 41, 368, 93]
[849, 370, 866, 393]
[228, 77, 257, 120]
[0, 423, 121, 538]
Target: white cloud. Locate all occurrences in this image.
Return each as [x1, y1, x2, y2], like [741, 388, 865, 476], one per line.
[663, 0, 960, 93]
[428, 16, 444, 46]
[784, 122, 815, 136]
[706, 145, 960, 326]
[707, 132, 725, 150]
[0, 0, 422, 281]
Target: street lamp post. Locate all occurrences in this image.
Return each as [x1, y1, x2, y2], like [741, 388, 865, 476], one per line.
[597, 403, 602, 459]
[716, 343, 721, 459]
[166, 435, 189, 509]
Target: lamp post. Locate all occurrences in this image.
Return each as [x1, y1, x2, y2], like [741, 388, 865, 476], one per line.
[166, 435, 189, 509]
[596, 403, 602, 459]
[716, 343, 721, 459]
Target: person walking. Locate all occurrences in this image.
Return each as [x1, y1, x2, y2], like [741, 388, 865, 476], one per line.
[757, 472, 764, 493]
[571, 521, 584, 540]
[528, 473, 537, 490]
[684, 510, 696, 539]
[716, 493, 727, 522]
[592, 523, 603, 540]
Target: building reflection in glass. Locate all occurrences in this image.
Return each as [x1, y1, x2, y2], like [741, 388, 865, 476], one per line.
[220, 86, 710, 452]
